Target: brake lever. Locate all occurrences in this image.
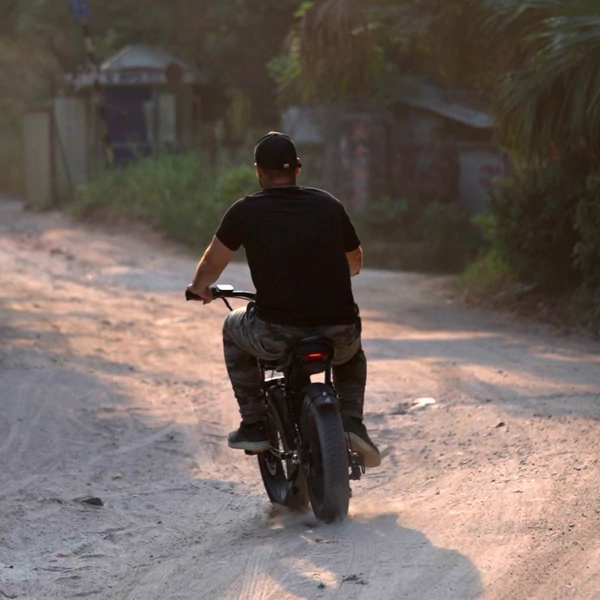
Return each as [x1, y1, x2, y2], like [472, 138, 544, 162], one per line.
[186, 287, 234, 311]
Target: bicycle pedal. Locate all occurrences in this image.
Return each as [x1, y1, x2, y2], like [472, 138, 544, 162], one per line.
[244, 450, 265, 456]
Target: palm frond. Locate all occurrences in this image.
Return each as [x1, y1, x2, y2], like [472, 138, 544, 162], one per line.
[495, 9, 600, 159]
[286, 0, 383, 101]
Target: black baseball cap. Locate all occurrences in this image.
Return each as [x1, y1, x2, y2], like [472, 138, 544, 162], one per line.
[254, 132, 302, 170]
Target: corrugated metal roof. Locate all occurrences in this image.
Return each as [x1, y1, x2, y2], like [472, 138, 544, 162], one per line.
[391, 78, 494, 129]
[72, 44, 207, 88]
[101, 44, 190, 72]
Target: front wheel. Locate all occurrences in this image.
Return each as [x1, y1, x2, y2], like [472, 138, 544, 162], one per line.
[302, 389, 350, 523]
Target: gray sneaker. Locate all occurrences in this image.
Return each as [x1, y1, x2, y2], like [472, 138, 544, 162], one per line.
[227, 421, 270, 452]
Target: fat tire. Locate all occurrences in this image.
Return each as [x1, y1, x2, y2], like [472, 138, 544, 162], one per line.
[303, 398, 350, 523]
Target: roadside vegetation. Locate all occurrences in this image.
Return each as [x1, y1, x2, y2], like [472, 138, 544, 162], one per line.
[72, 155, 257, 252]
[71, 154, 479, 273]
[1, 0, 599, 328]
[459, 157, 600, 331]
[455, 1, 600, 330]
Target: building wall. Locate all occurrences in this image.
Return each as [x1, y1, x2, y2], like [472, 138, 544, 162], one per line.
[23, 110, 52, 207]
[457, 142, 509, 214]
[282, 104, 506, 214]
[53, 96, 89, 200]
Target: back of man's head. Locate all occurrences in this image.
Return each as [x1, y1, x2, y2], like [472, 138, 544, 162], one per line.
[254, 132, 302, 182]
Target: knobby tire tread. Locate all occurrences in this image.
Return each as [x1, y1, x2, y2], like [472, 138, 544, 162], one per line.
[306, 402, 349, 522]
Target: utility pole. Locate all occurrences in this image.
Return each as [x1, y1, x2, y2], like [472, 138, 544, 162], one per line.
[69, 0, 114, 166]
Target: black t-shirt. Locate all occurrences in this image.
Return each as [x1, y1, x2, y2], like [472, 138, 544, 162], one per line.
[215, 186, 360, 326]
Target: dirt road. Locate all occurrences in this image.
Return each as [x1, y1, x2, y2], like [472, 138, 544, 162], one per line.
[1, 198, 599, 600]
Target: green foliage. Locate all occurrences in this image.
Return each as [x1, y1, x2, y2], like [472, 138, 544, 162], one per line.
[487, 0, 600, 159]
[353, 197, 483, 273]
[273, 0, 600, 164]
[568, 285, 600, 328]
[73, 154, 256, 250]
[458, 249, 516, 297]
[480, 154, 600, 320]
[487, 173, 575, 289]
[273, 0, 512, 104]
[214, 165, 258, 206]
[460, 161, 600, 329]
[355, 196, 410, 238]
[574, 174, 600, 289]
[419, 202, 485, 272]
[1, 0, 598, 330]
[273, 0, 385, 103]
[398, 0, 498, 89]
[200, 0, 298, 126]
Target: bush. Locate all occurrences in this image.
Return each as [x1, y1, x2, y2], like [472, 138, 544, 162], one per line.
[73, 153, 258, 250]
[487, 161, 583, 290]
[574, 173, 600, 289]
[353, 197, 483, 273]
[214, 165, 258, 209]
[463, 155, 600, 330]
[569, 285, 600, 328]
[458, 250, 517, 298]
[418, 202, 484, 272]
[486, 155, 600, 292]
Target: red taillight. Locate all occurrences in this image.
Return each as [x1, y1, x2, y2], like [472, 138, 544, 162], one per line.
[303, 352, 329, 362]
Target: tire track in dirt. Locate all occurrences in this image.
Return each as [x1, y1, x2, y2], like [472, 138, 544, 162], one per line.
[232, 545, 275, 600]
[2, 199, 600, 599]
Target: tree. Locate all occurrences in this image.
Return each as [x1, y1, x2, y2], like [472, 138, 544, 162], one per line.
[484, 0, 600, 159]
[272, 0, 501, 104]
[278, 0, 599, 163]
[271, 0, 384, 103]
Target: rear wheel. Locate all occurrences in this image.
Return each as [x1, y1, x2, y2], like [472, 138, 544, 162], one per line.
[257, 389, 309, 512]
[303, 399, 350, 523]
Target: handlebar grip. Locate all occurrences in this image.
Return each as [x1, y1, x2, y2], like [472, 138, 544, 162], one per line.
[185, 289, 203, 301]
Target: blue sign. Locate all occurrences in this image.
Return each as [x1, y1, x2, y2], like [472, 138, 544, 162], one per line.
[70, 0, 91, 20]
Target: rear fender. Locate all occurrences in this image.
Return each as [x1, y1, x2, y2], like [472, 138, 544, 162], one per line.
[301, 383, 340, 431]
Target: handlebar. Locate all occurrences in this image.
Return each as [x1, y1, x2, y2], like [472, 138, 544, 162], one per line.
[185, 284, 256, 307]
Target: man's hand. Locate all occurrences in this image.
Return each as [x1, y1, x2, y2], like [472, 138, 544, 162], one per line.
[186, 283, 214, 304]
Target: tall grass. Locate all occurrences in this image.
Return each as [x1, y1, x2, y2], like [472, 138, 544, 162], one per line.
[73, 152, 257, 250]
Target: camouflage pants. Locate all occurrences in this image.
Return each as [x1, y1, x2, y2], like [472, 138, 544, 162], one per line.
[222, 305, 366, 424]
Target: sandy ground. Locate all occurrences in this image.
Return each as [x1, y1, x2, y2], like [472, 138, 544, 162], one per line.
[1, 198, 600, 600]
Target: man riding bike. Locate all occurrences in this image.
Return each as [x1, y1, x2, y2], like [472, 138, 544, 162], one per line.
[187, 132, 381, 468]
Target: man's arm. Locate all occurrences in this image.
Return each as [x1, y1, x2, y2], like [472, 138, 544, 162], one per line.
[347, 245, 363, 277]
[187, 236, 235, 303]
[337, 199, 362, 276]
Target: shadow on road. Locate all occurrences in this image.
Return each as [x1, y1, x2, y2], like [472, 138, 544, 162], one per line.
[207, 508, 483, 600]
